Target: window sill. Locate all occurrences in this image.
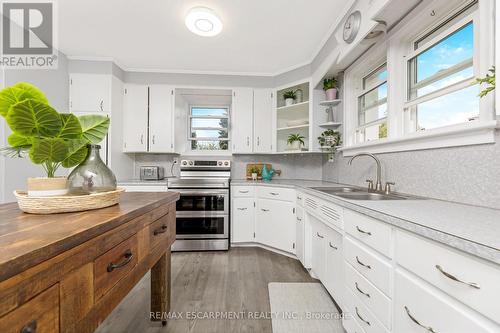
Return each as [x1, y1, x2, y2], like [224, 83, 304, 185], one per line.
[340, 121, 498, 157]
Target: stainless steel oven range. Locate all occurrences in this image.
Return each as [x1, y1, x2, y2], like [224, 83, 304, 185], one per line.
[167, 159, 231, 251]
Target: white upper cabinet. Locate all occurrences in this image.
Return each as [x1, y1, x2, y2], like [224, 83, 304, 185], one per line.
[69, 74, 111, 113]
[253, 89, 273, 153]
[123, 84, 148, 152]
[231, 88, 254, 153]
[149, 85, 175, 153]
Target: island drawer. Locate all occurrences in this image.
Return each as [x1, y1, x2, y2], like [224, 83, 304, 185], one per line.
[344, 210, 392, 258]
[396, 230, 500, 324]
[231, 186, 255, 197]
[94, 234, 138, 300]
[0, 284, 59, 333]
[149, 213, 172, 250]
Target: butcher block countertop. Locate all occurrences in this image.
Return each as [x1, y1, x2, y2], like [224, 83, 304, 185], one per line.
[0, 191, 180, 282]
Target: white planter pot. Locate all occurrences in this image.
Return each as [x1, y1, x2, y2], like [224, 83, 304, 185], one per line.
[27, 177, 68, 197]
[289, 141, 301, 151]
[285, 98, 295, 106]
[325, 88, 337, 100]
[251, 173, 258, 181]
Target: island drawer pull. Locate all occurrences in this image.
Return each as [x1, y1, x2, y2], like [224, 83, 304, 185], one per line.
[107, 250, 133, 272]
[153, 224, 168, 236]
[356, 256, 371, 269]
[20, 320, 37, 333]
[435, 265, 480, 289]
[355, 307, 370, 326]
[355, 282, 370, 298]
[356, 226, 372, 235]
[404, 306, 437, 332]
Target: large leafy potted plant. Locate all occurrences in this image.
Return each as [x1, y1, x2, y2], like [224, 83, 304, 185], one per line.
[0, 82, 110, 196]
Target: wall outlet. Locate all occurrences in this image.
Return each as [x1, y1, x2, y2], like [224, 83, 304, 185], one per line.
[173, 158, 179, 164]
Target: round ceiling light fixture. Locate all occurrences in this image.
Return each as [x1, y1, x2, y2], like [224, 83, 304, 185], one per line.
[185, 7, 223, 37]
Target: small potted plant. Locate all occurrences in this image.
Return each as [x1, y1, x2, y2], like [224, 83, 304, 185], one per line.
[0, 82, 111, 197]
[323, 77, 338, 100]
[287, 133, 306, 151]
[318, 130, 341, 161]
[250, 165, 259, 181]
[283, 90, 296, 106]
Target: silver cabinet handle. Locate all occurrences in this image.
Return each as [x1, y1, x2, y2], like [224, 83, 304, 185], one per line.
[246, 136, 250, 146]
[404, 306, 437, 333]
[237, 207, 247, 211]
[356, 256, 371, 269]
[297, 217, 302, 221]
[316, 232, 324, 239]
[270, 192, 279, 196]
[355, 282, 370, 298]
[297, 196, 302, 200]
[140, 134, 144, 144]
[328, 242, 337, 250]
[261, 208, 270, 212]
[152, 135, 156, 144]
[257, 136, 260, 146]
[435, 265, 480, 289]
[239, 190, 249, 193]
[355, 307, 370, 326]
[356, 226, 372, 235]
[99, 99, 104, 111]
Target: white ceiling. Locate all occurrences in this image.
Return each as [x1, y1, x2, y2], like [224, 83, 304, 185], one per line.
[58, 0, 345, 76]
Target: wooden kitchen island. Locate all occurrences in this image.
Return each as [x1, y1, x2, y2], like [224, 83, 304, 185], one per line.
[0, 192, 179, 333]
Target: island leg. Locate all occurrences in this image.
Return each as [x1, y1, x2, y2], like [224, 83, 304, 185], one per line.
[151, 249, 171, 326]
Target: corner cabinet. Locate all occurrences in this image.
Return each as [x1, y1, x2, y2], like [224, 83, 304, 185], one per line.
[255, 198, 295, 253]
[123, 84, 175, 153]
[231, 88, 274, 154]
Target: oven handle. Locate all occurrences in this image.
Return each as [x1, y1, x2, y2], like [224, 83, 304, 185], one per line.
[177, 190, 229, 196]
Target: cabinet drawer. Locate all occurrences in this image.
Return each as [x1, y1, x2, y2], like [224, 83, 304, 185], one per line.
[394, 269, 499, 333]
[0, 284, 59, 333]
[149, 213, 172, 250]
[256, 187, 295, 202]
[396, 230, 500, 324]
[344, 210, 391, 258]
[94, 234, 138, 299]
[231, 186, 254, 198]
[345, 288, 389, 333]
[344, 236, 391, 296]
[345, 262, 391, 329]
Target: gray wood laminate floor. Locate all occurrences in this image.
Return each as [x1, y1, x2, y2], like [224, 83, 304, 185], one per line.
[95, 247, 316, 333]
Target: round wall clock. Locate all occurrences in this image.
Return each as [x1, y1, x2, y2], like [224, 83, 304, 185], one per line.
[343, 10, 362, 44]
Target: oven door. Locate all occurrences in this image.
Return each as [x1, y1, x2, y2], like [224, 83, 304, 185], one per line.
[176, 215, 229, 239]
[175, 189, 229, 216]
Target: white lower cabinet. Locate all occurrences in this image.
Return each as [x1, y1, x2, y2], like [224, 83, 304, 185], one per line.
[231, 198, 255, 243]
[324, 226, 344, 308]
[255, 198, 295, 253]
[295, 205, 305, 265]
[394, 268, 499, 333]
[345, 288, 389, 333]
[310, 217, 327, 280]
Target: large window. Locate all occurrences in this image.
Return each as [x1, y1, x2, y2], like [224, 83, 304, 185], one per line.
[356, 64, 388, 143]
[189, 107, 229, 151]
[405, 5, 478, 132]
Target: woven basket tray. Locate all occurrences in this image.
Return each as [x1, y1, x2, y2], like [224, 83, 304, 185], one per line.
[14, 188, 125, 214]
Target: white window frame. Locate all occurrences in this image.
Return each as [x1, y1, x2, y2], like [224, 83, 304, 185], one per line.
[355, 63, 388, 143]
[188, 105, 230, 152]
[341, 0, 496, 156]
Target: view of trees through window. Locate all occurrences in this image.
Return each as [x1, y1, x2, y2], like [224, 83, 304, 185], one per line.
[190, 107, 229, 150]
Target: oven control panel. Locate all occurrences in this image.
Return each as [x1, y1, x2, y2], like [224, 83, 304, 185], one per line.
[180, 160, 231, 168]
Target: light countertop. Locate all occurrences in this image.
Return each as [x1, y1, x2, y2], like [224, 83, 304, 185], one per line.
[118, 179, 169, 186]
[231, 179, 500, 264]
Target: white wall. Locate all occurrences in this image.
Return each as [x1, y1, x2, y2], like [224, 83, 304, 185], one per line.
[1, 52, 69, 203]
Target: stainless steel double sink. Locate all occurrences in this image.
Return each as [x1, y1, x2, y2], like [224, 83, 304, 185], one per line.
[310, 186, 414, 201]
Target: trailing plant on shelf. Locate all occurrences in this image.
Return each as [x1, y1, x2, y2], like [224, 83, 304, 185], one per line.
[318, 129, 341, 152]
[0, 82, 110, 196]
[475, 66, 495, 97]
[283, 90, 297, 106]
[323, 77, 338, 100]
[287, 133, 306, 150]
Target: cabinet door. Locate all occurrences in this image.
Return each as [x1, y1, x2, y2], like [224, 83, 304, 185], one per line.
[231, 198, 255, 243]
[253, 89, 273, 153]
[149, 85, 174, 152]
[295, 205, 305, 265]
[231, 88, 253, 153]
[325, 226, 344, 307]
[69, 74, 110, 113]
[311, 218, 326, 281]
[256, 198, 295, 253]
[123, 84, 148, 152]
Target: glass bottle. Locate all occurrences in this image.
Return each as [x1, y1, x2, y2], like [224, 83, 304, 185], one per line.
[68, 144, 117, 195]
